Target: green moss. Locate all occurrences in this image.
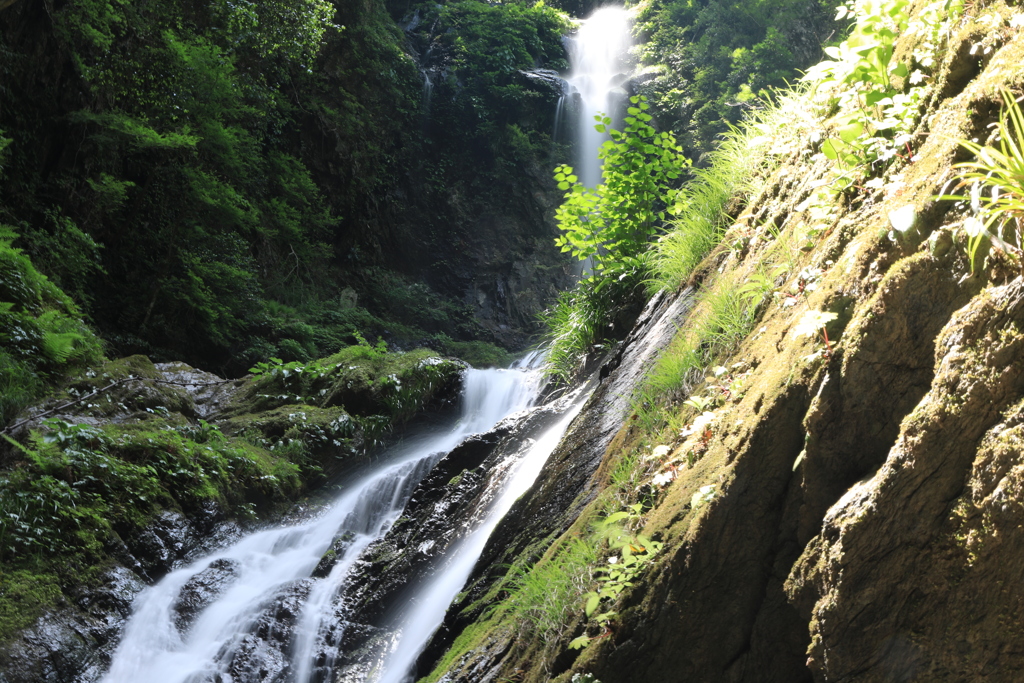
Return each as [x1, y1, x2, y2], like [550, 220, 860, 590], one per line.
[434, 340, 513, 368]
[221, 404, 351, 440]
[0, 416, 304, 575]
[225, 346, 464, 427]
[0, 570, 63, 642]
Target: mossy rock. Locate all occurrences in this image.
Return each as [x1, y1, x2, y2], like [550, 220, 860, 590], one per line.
[0, 570, 63, 644]
[219, 404, 358, 453]
[222, 347, 465, 426]
[12, 355, 197, 434]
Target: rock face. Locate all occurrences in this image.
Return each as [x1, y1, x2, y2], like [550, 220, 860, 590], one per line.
[789, 280, 1024, 682]
[418, 6, 1024, 683]
[0, 517, 208, 683]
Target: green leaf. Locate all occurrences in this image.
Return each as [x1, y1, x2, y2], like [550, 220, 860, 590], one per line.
[821, 138, 844, 160]
[601, 510, 631, 526]
[864, 90, 888, 106]
[585, 593, 601, 617]
[839, 121, 864, 144]
[569, 635, 592, 650]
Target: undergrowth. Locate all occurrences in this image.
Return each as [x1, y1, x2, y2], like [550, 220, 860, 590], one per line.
[539, 267, 646, 384]
[651, 86, 813, 291]
[541, 89, 802, 385]
[0, 226, 103, 427]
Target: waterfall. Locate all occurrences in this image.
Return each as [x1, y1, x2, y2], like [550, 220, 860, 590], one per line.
[563, 5, 634, 188]
[98, 362, 590, 683]
[374, 386, 590, 683]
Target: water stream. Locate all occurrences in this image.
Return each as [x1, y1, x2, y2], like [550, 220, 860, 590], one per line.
[564, 5, 634, 188]
[100, 360, 587, 683]
[374, 384, 590, 683]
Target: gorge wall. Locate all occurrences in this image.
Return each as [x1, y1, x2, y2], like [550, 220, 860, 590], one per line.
[414, 2, 1024, 682]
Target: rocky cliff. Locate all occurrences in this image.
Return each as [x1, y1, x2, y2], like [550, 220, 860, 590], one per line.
[417, 3, 1024, 681]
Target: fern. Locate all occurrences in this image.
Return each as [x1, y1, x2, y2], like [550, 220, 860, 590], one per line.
[36, 310, 85, 364]
[41, 331, 82, 364]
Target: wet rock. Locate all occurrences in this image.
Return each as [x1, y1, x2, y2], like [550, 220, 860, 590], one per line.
[221, 580, 314, 683]
[155, 361, 245, 419]
[417, 288, 695, 677]
[518, 68, 568, 96]
[0, 567, 145, 683]
[312, 532, 358, 579]
[126, 510, 196, 581]
[173, 558, 243, 633]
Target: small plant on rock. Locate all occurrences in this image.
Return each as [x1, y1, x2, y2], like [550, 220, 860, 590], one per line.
[570, 504, 663, 650]
[793, 310, 839, 361]
[939, 89, 1024, 274]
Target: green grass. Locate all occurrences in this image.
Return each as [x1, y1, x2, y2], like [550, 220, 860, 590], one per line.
[508, 536, 599, 644]
[650, 87, 813, 292]
[634, 276, 764, 434]
[539, 281, 608, 385]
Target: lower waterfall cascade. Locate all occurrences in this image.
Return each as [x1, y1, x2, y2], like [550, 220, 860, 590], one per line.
[98, 361, 588, 683]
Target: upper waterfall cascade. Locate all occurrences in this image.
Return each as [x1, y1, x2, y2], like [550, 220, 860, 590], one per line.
[565, 5, 635, 188]
[99, 361, 587, 683]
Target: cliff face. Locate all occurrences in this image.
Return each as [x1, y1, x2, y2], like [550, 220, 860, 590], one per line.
[420, 3, 1024, 681]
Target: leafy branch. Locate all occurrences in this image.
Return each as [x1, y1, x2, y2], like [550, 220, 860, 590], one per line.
[553, 96, 690, 274]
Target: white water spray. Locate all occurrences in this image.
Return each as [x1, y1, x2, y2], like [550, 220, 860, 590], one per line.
[101, 367, 541, 683]
[564, 5, 634, 187]
[374, 385, 591, 683]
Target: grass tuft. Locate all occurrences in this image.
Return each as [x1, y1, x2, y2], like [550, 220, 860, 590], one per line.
[651, 87, 814, 292]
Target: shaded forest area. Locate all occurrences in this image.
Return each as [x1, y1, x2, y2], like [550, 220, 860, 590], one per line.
[0, 0, 839, 420]
[0, 0, 571, 379]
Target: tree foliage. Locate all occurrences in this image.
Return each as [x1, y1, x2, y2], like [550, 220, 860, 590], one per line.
[0, 0, 568, 373]
[633, 0, 842, 155]
[554, 96, 689, 274]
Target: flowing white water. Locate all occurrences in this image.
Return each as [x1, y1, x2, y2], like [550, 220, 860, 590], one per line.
[101, 366, 541, 683]
[564, 5, 634, 188]
[374, 385, 591, 683]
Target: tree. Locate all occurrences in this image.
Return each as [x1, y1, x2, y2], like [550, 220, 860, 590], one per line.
[553, 96, 689, 276]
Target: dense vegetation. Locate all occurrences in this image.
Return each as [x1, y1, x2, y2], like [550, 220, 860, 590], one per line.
[0, 0, 570, 380]
[634, 0, 842, 156]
